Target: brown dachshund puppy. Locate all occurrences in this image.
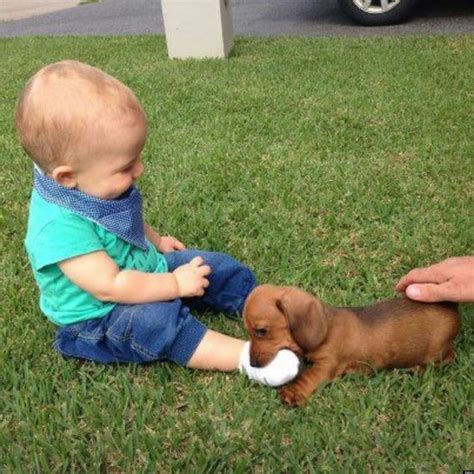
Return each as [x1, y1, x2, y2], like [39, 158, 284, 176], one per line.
[243, 284, 460, 407]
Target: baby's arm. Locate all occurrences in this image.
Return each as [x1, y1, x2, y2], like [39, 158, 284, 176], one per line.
[58, 251, 210, 304]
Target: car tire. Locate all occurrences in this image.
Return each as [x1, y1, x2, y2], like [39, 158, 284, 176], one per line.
[337, 0, 420, 26]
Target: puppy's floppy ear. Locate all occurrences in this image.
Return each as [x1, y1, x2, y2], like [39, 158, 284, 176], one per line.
[276, 287, 329, 353]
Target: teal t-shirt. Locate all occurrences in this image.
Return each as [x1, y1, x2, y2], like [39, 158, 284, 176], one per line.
[25, 189, 168, 326]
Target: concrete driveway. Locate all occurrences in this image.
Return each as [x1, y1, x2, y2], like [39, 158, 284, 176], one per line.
[0, 0, 78, 22]
[0, 0, 473, 37]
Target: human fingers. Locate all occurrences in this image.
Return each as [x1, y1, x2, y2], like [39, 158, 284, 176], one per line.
[404, 282, 455, 303]
[395, 265, 447, 292]
[173, 239, 186, 251]
[189, 256, 205, 267]
[195, 277, 209, 296]
[165, 236, 186, 250]
[188, 258, 211, 277]
[197, 264, 211, 277]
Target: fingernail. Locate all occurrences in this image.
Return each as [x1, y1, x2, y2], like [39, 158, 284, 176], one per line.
[406, 285, 421, 298]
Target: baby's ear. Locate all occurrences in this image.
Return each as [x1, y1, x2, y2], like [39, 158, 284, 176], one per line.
[51, 165, 76, 188]
[276, 288, 329, 353]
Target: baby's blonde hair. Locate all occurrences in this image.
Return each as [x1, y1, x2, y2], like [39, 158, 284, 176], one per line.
[15, 60, 145, 172]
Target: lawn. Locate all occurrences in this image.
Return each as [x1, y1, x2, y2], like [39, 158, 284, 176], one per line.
[0, 35, 473, 471]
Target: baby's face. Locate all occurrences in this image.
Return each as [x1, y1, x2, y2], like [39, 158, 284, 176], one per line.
[74, 114, 147, 200]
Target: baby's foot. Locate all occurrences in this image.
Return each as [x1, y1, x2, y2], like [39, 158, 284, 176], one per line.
[239, 342, 300, 387]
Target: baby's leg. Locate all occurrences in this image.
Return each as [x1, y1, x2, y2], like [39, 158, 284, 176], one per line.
[186, 329, 245, 370]
[55, 300, 208, 365]
[187, 330, 300, 386]
[164, 250, 257, 315]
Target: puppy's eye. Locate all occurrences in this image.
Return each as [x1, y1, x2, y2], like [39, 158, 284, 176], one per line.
[255, 328, 268, 338]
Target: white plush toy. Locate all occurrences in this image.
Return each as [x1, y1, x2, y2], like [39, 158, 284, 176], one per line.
[239, 342, 300, 387]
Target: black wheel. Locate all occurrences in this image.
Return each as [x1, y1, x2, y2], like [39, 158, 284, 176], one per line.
[337, 0, 419, 25]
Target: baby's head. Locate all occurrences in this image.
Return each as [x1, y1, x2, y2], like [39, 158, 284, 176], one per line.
[16, 60, 147, 199]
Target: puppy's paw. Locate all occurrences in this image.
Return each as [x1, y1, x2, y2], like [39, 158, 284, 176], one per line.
[278, 384, 307, 407]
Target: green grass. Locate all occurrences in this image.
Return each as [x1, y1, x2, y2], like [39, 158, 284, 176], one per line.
[1, 35, 473, 471]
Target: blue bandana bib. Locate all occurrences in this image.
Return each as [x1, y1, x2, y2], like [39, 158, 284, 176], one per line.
[33, 168, 148, 250]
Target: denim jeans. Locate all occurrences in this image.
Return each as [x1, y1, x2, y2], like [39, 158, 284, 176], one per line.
[54, 249, 257, 365]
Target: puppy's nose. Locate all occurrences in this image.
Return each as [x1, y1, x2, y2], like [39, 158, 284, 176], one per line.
[249, 357, 262, 368]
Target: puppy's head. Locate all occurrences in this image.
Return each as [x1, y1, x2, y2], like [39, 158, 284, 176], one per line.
[243, 284, 330, 367]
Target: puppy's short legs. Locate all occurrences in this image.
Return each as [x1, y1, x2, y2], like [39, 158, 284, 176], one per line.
[442, 348, 455, 363]
[406, 346, 455, 374]
[344, 361, 374, 376]
[424, 345, 456, 366]
[278, 358, 337, 407]
[407, 365, 426, 375]
[430, 347, 456, 365]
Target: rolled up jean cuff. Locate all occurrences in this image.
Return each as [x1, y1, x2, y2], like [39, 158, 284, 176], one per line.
[166, 317, 208, 366]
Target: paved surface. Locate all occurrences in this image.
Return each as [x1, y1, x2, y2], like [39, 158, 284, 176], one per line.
[0, 0, 473, 37]
[0, 0, 78, 22]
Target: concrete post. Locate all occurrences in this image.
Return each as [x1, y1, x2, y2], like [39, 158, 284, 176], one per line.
[161, 0, 234, 59]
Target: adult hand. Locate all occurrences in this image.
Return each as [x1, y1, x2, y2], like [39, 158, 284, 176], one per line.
[173, 256, 211, 297]
[395, 256, 474, 303]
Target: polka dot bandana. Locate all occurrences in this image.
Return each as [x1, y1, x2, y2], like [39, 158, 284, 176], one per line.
[33, 168, 148, 250]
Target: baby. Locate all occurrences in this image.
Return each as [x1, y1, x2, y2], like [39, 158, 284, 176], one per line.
[17, 60, 299, 386]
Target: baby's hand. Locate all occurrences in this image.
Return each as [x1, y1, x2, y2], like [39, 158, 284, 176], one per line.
[173, 256, 211, 297]
[159, 236, 186, 253]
